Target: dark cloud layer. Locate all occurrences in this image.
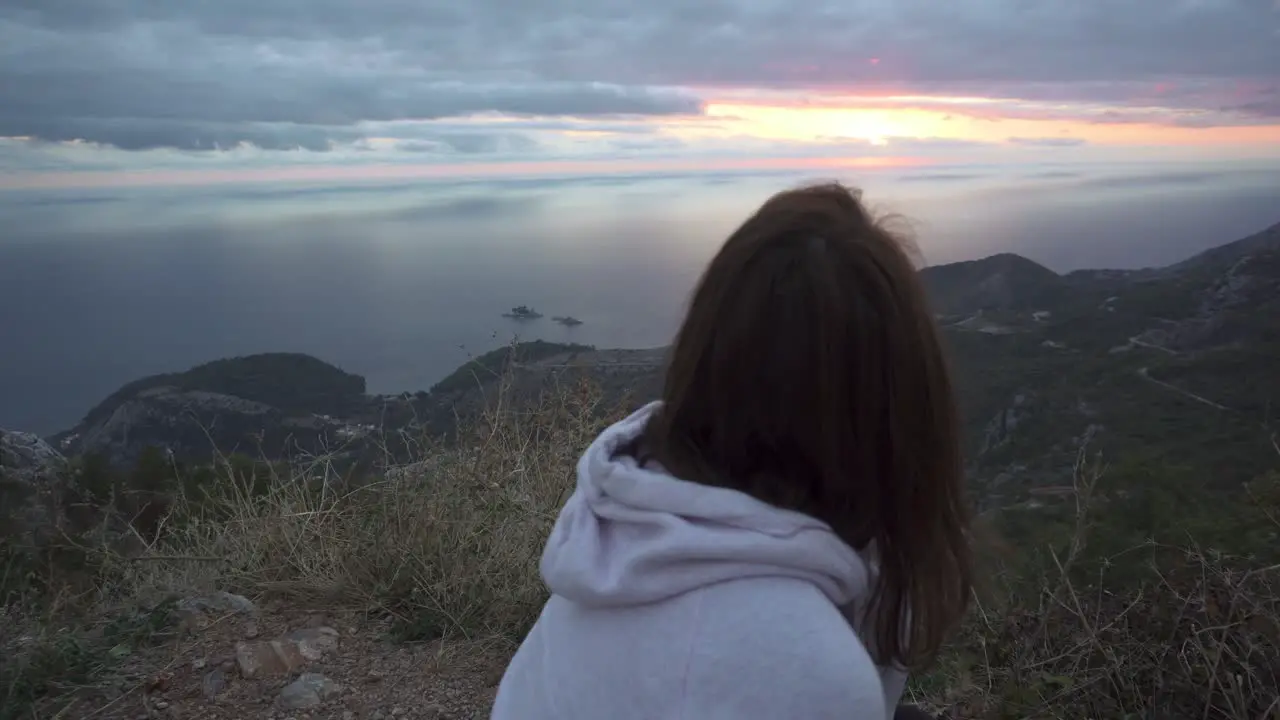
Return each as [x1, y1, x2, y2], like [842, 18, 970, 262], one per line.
[2, 0, 1278, 150]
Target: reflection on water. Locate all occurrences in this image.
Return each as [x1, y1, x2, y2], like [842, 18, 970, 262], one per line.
[2, 162, 1278, 434]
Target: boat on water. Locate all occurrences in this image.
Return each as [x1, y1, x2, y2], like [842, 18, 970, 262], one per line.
[502, 305, 543, 320]
[553, 316, 584, 327]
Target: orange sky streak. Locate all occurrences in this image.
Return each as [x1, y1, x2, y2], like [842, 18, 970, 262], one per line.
[698, 100, 1280, 147]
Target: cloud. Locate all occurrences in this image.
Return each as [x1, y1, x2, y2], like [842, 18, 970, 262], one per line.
[392, 133, 541, 155]
[894, 172, 987, 183]
[1006, 136, 1088, 147]
[1, 0, 1278, 152]
[10, 119, 356, 152]
[1081, 171, 1229, 189]
[10, 0, 1277, 83]
[1022, 171, 1081, 180]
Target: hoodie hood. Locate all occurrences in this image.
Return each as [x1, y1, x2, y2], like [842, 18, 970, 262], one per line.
[540, 401, 872, 609]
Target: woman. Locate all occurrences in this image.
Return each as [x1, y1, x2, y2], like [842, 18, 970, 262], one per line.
[492, 182, 973, 720]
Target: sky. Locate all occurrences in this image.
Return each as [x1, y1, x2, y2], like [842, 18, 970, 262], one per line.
[3, 0, 1280, 189]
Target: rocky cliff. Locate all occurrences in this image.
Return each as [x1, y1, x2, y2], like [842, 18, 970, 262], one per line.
[0, 429, 71, 547]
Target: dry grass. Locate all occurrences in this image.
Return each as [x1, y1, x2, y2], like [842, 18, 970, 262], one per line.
[1, 371, 619, 718]
[910, 447, 1280, 719]
[130, 372, 618, 644]
[4, 371, 1279, 719]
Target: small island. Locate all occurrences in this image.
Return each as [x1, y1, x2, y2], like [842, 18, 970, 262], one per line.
[502, 305, 543, 320]
[552, 315, 584, 327]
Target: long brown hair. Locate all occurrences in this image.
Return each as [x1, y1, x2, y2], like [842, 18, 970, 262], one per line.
[639, 181, 972, 668]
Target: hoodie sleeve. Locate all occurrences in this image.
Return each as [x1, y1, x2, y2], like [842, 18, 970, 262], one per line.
[678, 582, 890, 720]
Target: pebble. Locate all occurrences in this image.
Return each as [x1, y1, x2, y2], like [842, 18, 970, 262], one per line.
[285, 627, 341, 661]
[236, 639, 305, 679]
[202, 667, 229, 699]
[277, 673, 342, 710]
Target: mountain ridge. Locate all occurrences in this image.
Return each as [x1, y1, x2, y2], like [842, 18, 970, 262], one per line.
[919, 251, 1064, 316]
[5, 219, 1277, 495]
[48, 353, 371, 468]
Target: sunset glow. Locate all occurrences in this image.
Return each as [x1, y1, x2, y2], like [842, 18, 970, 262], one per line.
[699, 97, 1280, 148]
[4, 0, 1279, 192]
[6, 84, 1280, 192]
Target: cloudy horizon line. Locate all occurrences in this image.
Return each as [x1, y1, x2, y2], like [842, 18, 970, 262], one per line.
[2, 0, 1277, 181]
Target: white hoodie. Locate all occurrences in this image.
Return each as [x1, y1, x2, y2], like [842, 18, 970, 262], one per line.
[491, 402, 907, 720]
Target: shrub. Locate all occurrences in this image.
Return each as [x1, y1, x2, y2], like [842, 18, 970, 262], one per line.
[909, 448, 1280, 719]
[4, 366, 1277, 718]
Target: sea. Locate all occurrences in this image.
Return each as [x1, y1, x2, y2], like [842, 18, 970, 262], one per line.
[3, 160, 1279, 434]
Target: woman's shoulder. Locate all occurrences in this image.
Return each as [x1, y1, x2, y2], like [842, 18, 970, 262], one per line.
[679, 577, 888, 719]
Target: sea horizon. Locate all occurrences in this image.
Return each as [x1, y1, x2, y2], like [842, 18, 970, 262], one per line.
[4, 157, 1279, 436]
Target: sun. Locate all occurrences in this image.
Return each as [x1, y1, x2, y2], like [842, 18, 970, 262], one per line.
[828, 110, 901, 145]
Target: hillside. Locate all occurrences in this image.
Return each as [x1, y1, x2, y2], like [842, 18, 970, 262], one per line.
[23, 221, 1279, 503]
[1166, 219, 1280, 274]
[940, 223, 1280, 505]
[53, 353, 372, 467]
[919, 252, 1065, 317]
[4, 215, 1272, 513]
[420, 220, 1280, 507]
[2, 220, 1279, 720]
[77, 353, 367, 427]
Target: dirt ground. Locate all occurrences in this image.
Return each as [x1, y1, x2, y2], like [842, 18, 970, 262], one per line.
[52, 598, 510, 720]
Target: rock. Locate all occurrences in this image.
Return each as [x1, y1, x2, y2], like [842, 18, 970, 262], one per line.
[243, 620, 260, 639]
[147, 672, 173, 693]
[201, 667, 228, 699]
[234, 627, 339, 679]
[283, 627, 340, 661]
[277, 674, 341, 710]
[177, 591, 257, 617]
[174, 592, 258, 634]
[980, 392, 1035, 456]
[0, 430, 64, 469]
[235, 640, 306, 679]
[0, 429, 71, 544]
